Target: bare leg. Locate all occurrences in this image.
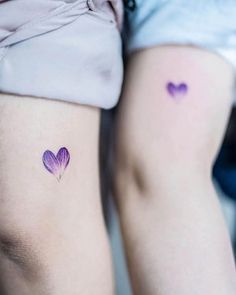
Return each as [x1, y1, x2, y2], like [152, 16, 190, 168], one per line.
[0, 94, 114, 295]
[114, 46, 236, 295]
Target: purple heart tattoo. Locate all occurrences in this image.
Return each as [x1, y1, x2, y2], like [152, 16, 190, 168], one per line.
[166, 82, 188, 99]
[42, 147, 70, 181]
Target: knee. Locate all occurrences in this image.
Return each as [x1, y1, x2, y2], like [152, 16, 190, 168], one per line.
[0, 230, 44, 281]
[0, 198, 58, 281]
[113, 140, 214, 201]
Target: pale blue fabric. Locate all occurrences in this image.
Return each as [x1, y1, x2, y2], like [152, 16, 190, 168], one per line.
[124, 0, 236, 70]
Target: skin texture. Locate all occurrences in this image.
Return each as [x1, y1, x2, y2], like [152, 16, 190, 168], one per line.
[113, 46, 236, 295]
[0, 94, 114, 295]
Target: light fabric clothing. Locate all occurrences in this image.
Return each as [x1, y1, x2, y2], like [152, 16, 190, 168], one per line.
[0, 0, 124, 109]
[124, 0, 236, 71]
[1, 0, 236, 109]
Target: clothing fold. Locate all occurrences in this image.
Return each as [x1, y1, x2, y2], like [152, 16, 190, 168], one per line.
[0, 0, 124, 109]
[0, 0, 90, 48]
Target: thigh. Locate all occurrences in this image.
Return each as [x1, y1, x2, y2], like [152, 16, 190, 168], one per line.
[115, 46, 235, 189]
[113, 46, 236, 295]
[0, 93, 113, 295]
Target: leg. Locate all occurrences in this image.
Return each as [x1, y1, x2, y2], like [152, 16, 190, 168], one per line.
[0, 93, 114, 294]
[113, 46, 236, 295]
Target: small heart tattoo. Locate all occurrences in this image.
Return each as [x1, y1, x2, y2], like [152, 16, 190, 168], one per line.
[42, 147, 70, 181]
[166, 82, 188, 99]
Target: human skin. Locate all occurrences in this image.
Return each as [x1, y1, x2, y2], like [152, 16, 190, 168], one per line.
[113, 45, 236, 295]
[0, 94, 114, 295]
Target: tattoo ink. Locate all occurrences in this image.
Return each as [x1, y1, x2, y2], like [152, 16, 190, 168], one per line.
[166, 82, 188, 99]
[42, 147, 70, 181]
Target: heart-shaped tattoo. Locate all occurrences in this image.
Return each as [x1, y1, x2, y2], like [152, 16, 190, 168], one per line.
[42, 147, 70, 181]
[167, 82, 188, 99]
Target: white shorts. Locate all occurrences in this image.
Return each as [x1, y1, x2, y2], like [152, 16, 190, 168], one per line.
[0, 0, 124, 109]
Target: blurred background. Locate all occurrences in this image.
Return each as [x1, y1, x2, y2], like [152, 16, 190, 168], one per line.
[100, 106, 236, 295]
